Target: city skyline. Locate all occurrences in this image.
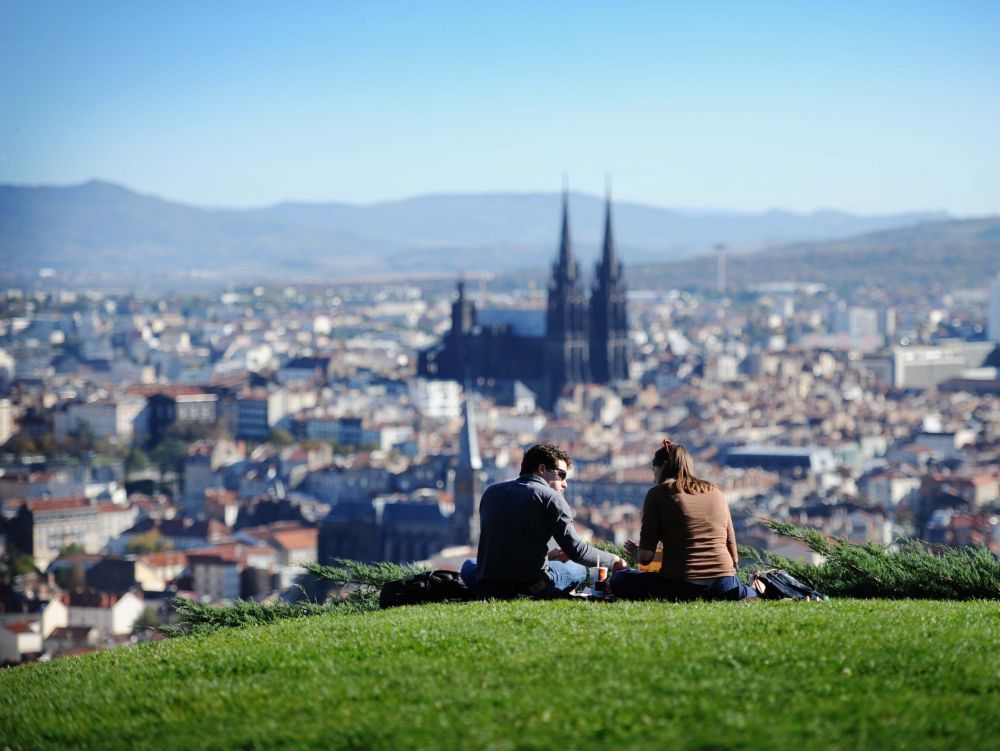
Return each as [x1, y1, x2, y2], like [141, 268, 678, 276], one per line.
[3, 2, 1000, 215]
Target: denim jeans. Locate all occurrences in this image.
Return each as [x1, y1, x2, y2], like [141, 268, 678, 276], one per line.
[460, 559, 587, 600]
[609, 570, 757, 602]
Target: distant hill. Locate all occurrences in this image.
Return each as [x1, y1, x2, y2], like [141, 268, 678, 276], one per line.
[630, 217, 1000, 292]
[0, 180, 947, 281]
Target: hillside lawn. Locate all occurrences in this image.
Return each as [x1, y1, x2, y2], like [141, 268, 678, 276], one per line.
[2, 599, 998, 751]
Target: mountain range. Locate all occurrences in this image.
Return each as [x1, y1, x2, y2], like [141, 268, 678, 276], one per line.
[631, 217, 1000, 292]
[0, 180, 951, 281]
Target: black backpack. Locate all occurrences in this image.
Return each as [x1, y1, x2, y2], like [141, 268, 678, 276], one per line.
[378, 570, 475, 609]
[751, 569, 828, 601]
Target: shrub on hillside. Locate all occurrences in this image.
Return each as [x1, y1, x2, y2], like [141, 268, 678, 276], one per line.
[301, 558, 427, 589]
[162, 559, 427, 637]
[161, 597, 333, 637]
[740, 520, 1000, 600]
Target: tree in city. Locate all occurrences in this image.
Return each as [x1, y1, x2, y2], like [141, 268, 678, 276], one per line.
[73, 421, 99, 453]
[151, 438, 188, 477]
[124, 446, 150, 475]
[126, 529, 172, 554]
[2, 549, 38, 577]
[268, 428, 295, 447]
[54, 564, 86, 590]
[151, 437, 189, 498]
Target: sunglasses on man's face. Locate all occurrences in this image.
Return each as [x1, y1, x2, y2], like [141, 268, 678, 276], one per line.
[548, 467, 568, 480]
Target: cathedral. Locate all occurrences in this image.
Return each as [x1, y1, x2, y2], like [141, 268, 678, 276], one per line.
[418, 190, 629, 409]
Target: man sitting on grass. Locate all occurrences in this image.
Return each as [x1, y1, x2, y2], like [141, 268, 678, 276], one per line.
[461, 443, 628, 599]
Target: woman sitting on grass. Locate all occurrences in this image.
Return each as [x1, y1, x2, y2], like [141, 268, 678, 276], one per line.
[608, 439, 757, 602]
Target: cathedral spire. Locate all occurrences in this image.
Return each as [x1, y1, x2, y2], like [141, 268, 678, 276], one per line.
[589, 183, 629, 384]
[600, 181, 619, 280]
[556, 185, 575, 280]
[545, 182, 589, 406]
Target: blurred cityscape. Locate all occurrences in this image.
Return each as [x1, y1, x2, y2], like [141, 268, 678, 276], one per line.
[1, 196, 999, 667]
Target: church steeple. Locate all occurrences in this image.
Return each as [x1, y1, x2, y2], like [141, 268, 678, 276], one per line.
[545, 185, 589, 407]
[458, 391, 482, 471]
[453, 389, 482, 545]
[589, 184, 629, 383]
[450, 277, 476, 336]
[599, 184, 620, 281]
[556, 187, 576, 281]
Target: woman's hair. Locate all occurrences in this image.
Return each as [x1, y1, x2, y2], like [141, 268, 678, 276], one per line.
[652, 440, 716, 494]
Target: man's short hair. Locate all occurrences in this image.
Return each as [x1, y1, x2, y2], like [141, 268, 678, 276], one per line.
[520, 444, 572, 475]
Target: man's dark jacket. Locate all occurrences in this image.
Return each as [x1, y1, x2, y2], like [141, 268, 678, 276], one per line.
[476, 473, 610, 585]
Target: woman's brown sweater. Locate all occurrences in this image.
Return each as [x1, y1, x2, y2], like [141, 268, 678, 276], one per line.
[638, 482, 738, 580]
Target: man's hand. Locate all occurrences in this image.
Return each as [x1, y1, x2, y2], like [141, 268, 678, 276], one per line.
[623, 539, 639, 558]
[611, 556, 630, 572]
[547, 547, 569, 562]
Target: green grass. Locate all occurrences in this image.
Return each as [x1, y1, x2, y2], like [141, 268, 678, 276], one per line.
[2, 600, 999, 750]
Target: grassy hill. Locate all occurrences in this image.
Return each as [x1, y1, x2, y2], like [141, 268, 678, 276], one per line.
[2, 599, 998, 750]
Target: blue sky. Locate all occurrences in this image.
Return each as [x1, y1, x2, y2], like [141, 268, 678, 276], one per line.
[2, 2, 999, 214]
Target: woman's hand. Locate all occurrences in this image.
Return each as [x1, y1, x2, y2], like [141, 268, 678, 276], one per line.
[625, 539, 656, 565]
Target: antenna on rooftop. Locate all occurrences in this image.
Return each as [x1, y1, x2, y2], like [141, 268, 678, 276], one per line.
[715, 243, 727, 294]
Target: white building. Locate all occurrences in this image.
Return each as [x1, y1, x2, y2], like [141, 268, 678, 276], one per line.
[832, 305, 880, 338]
[54, 395, 147, 445]
[707, 354, 741, 383]
[66, 590, 144, 636]
[40, 597, 69, 638]
[408, 379, 461, 419]
[0, 348, 15, 382]
[134, 551, 189, 592]
[863, 342, 995, 389]
[362, 424, 414, 451]
[22, 498, 139, 570]
[0, 399, 14, 446]
[858, 471, 921, 507]
[0, 620, 42, 664]
[491, 412, 547, 437]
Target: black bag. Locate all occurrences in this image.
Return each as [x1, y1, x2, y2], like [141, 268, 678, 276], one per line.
[751, 568, 828, 601]
[378, 570, 475, 609]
